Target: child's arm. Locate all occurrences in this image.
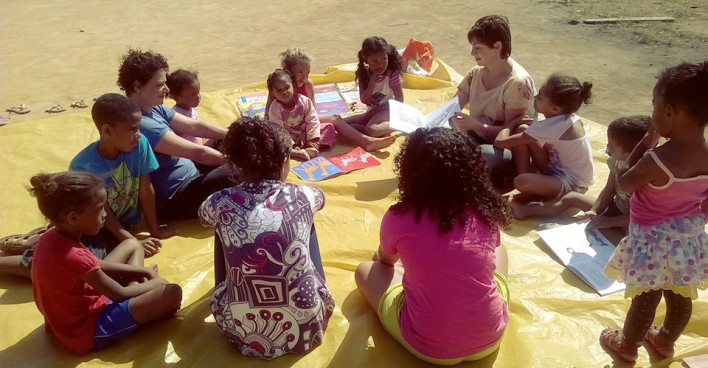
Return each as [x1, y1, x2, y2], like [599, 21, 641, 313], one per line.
[154, 131, 226, 166]
[102, 206, 136, 242]
[304, 79, 316, 106]
[392, 75, 404, 103]
[494, 129, 535, 149]
[622, 129, 661, 172]
[139, 174, 176, 239]
[586, 173, 617, 217]
[82, 268, 168, 302]
[616, 153, 665, 194]
[99, 260, 157, 281]
[170, 113, 227, 140]
[359, 74, 384, 105]
[373, 245, 399, 266]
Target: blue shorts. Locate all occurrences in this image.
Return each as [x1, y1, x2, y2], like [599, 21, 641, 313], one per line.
[94, 299, 138, 350]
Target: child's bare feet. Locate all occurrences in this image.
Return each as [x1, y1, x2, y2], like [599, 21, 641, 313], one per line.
[362, 135, 396, 152]
[509, 200, 528, 220]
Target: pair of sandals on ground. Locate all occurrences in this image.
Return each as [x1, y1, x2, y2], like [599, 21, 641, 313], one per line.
[4, 100, 89, 115]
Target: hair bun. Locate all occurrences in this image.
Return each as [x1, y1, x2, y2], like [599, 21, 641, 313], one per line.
[29, 173, 56, 196]
[581, 81, 593, 104]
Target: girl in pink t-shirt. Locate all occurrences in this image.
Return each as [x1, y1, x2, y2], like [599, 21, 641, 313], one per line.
[29, 171, 182, 354]
[355, 128, 513, 364]
[599, 61, 708, 363]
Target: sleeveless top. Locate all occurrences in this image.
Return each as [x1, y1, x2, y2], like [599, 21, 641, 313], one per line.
[630, 151, 708, 226]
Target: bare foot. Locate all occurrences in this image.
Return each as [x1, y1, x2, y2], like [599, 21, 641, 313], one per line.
[362, 135, 396, 151]
[509, 200, 528, 220]
[291, 148, 310, 161]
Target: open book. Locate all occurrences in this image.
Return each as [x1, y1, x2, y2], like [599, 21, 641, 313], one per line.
[291, 147, 381, 182]
[388, 96, 461, 134]
[537, 221, 625, 296]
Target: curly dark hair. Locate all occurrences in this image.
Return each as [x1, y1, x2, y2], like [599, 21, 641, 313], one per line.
[468, 15, 512, 59]
[355, 37, 404, 90]
[266, 69, 294, 97]
[117, 49, 169, 96]
[29, 171, 104, 223]
[655, 61, 708, 125]
[543, 74, 592, 115]
[166, 69, 198, 98]
[392, 128, 512, 233]
[223, 116, 291, 183]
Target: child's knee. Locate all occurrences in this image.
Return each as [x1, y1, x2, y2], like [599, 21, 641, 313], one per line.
[513, 174, 533, 191]
[354, 262, 373, 286]
[163, 283, 183, 311]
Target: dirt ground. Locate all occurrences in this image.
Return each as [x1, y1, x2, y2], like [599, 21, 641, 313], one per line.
[1, 0, 706, 127]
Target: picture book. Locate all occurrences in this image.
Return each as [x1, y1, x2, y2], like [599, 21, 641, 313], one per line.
[388, 96, 461, 134]
[314, 83, 351, 116]
[537, 221, 625, 296]
[291, 147, 381, 182]
[336, 82, 367, 114]
[236, 92, 267, 118]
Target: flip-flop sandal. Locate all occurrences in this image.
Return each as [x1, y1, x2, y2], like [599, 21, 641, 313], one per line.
[70, 100, 88, 108]
[600, 328, 638, 363]
[6, 104, 31, 114]
[46, 104, 66, 113]
[0, 225, 50, 253]
[644, 325, 674, 358]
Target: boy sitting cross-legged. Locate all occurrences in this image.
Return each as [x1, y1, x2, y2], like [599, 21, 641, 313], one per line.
[70, 93, 176, 257]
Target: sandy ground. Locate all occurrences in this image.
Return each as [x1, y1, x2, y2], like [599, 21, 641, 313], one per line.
[1, 0, 706, 127]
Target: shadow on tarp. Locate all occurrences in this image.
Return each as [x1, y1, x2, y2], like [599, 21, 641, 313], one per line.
[0, 276, 32, 305]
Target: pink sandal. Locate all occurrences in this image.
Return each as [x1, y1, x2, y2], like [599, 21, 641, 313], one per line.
[600, 328, 638, 363]
[644, 325, 674, 358]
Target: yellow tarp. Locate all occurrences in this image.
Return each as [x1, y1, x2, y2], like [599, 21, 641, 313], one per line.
[0, 61, 706, 367]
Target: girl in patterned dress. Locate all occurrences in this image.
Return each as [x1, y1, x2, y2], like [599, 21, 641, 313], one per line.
[199, 116, 334, 360]
[600, 61, 708, 363]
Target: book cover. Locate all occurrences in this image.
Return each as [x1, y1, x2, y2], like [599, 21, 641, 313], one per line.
[291, 147, 381, 182]
[314, 83, 351, 116]
[537, 221, 625, 296]
[336, 82, 367, 113]
[236, 92, 267, 118]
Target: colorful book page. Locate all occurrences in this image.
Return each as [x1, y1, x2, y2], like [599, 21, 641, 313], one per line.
[290, 147, 381, 182]
[328, 147, 380, 172]
[336, 82, 367, 113]
[291, 156, 344, 182]
[236, 92, 267, 118]
[314, 83, 351, 116]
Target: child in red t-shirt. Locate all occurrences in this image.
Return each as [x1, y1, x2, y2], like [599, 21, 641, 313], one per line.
[29, 171, 182, 354]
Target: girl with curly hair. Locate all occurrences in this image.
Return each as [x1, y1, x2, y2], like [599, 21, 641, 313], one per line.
[198, 116, 334, 360]
[355, 127, 513, 364]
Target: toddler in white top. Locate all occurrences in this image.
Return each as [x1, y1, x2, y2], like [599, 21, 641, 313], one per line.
[495, 74, 594, 218]
[166, 69, 203, 145]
